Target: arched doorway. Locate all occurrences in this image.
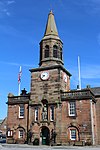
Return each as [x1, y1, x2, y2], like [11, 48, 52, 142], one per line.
[41, 126, 50, 145]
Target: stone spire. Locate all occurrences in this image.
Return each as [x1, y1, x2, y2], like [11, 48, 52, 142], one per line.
[43, 10, 60, 40]
[39, 10, 63, 67]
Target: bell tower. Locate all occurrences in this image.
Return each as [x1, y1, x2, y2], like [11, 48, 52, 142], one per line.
[29, 10, 71, 145]
[30, 10, 71, 104]
[39, 10, 63, 67]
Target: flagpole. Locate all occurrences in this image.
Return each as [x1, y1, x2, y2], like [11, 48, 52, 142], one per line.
[18, 82, 21, 96]
[18, 66, 22, 96]
[78, 56, 81, 90]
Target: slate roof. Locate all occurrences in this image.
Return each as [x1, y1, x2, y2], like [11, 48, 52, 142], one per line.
[90, 87, 100, 96]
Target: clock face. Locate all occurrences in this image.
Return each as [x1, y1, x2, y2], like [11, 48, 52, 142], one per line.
[40, 71, 49, 80]
[63, 73, 67, 83]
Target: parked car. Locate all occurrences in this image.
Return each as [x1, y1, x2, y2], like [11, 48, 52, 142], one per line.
[0, 134, 6, 143]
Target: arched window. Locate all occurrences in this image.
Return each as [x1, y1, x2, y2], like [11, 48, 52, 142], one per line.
[17, 127, 26, 139]
[44, 45, 49, 58]
[67, 126, 79, 141]
[60, 47, 62, 60]
[53, 45, 58, 58]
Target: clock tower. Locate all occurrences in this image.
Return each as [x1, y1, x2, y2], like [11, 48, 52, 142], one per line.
[29, 10, 71, 145]
[39, 10, 63, 67]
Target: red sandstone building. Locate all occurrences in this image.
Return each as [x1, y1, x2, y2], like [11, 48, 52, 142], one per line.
[7, 11, 100, 146]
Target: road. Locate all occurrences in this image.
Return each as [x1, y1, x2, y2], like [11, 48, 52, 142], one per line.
[0, 144, 100, 150]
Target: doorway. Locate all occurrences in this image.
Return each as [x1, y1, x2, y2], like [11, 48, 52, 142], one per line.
[41, 126, 50, 145]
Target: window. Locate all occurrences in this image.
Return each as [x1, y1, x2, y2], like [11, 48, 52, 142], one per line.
[70, 129, 76, 140]
[53, 45, 58, 58]
[35, 108, 38, 121]
[19, 104, 24, 118]
[60, 47, 62, 60]
[19, 130, 23, 138]
[7, 130, 13, 137]
[69, 101, 76, 116]
[50, 106, 54, 121]
[45, 45, 49, 58]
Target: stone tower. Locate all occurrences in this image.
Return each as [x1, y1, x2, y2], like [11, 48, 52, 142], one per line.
[29, 10, 71, 145]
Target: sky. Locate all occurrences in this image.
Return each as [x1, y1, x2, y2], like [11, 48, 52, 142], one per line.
[0, 0, 100, 119]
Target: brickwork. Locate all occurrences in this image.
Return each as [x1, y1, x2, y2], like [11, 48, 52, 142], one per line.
[95, 98, 100, 144]
[6, 91, 29, 144]
[60, 100, 93, 144]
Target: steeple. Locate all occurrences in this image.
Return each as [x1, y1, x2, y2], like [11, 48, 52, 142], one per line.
[43, 10, 59, 39]
[39, 11, 63, 67]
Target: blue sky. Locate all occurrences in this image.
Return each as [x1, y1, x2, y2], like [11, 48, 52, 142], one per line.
[0, 0, 100, 119]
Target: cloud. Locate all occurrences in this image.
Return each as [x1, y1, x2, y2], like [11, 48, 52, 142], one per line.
[2, 8, 10, 16]
[0, 0, 15, 18]
[7, 0, 15, 5]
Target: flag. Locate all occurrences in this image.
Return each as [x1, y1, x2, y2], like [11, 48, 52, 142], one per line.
[18, 66, 22, 84]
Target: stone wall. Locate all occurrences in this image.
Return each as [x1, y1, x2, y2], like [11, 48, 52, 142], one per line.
[96, 98, 100, 145]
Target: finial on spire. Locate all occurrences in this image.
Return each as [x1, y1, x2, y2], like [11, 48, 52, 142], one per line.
[50, 10, 53, 14]
[43, 10, 59, 38]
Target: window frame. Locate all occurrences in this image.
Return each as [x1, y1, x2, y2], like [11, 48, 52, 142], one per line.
[35, 107, 38, 122]
[19, 104, 24, 118]
[53, 45, 58, 58]
[60, 47, 62, 60]
[70, 129, 76, 140]
[7, 130, 13, 137]
[44, 45, 49, 58]
[69, 101, 76, 116]
[19, 130, 24, 138]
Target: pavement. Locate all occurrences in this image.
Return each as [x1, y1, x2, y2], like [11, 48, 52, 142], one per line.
[0, 144, 100, 150]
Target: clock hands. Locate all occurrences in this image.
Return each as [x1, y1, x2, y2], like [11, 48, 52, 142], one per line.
[41, 74, 46, 78]
[40, 71, 49, 80]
